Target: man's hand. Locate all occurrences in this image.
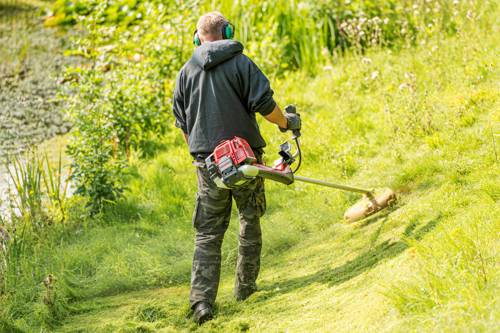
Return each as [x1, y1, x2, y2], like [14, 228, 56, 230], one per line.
[279, 112, 301, 133]
[264, 105, 301, 133]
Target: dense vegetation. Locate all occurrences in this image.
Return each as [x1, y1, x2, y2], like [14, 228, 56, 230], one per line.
[1, 0, 498, 331]
[54, 0, 488, 212]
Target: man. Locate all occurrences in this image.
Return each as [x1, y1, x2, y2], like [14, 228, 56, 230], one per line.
[172, 12, 301, 325]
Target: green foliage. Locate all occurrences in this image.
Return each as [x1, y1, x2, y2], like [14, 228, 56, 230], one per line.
[0, 150, 72, 329]
[50, 0, 493, 73]
[60, 0, 194, 213]
[386, 203, 499, 331]
[5, 150, 69, 228]
[56, 0, 493, 212]
[134, 302, 168, 322]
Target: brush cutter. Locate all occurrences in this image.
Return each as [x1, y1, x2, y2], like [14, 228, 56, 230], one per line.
[205, 105, 396, 222]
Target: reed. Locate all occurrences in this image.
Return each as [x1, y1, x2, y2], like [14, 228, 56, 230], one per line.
[1, 149, 70, 296]
[6, 150, 69, 226]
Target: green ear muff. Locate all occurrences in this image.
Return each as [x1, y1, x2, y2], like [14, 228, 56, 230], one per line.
[222, 23, 234, 39]
[193, 30, 201, 46]
[193, 22, 234, 46]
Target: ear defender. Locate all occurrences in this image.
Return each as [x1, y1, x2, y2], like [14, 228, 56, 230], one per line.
[193, 22, 234, 46]
[222, 22, 234, 39]
[193, 30, 201, 46]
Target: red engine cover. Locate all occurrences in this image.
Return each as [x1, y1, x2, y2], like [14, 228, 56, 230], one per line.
[213, 137, 256, 166]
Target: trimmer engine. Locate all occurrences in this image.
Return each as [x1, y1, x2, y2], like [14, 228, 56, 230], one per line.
[205, 136, 295, 189]
[205, 137, 257, 188]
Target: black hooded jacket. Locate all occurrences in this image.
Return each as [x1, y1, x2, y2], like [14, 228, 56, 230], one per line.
[172, 40, 276, 154]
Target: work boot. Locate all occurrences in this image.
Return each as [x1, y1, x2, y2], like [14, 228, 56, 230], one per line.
[192, 301, 213, 325]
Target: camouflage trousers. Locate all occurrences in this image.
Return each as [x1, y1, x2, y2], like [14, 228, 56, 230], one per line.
[190, 158, 266, 308]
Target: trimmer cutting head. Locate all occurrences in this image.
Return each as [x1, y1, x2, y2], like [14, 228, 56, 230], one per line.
[343, 188, 397, 223]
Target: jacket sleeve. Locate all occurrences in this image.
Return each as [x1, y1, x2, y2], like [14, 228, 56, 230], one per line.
[240, 57, 276, 116]
[172, 70, 188, 134]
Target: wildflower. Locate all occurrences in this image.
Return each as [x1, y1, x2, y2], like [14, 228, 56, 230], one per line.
[132, 54, 142, 62]
[298, 2, 310, 12]
[399, 83, 411, 91]
[361, 57, 372, 65]
[404, 72, 416, 80]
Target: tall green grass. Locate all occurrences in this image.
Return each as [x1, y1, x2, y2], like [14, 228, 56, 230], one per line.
[0, 149, 73, 328]
[387, 206, 499, 332]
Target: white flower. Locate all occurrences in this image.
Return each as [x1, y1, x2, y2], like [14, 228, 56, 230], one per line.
[399, 83, 410, 91]
[404, 72, 416, 80]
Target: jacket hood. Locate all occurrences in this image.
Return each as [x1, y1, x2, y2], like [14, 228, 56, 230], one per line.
[192, 40, 244, 70]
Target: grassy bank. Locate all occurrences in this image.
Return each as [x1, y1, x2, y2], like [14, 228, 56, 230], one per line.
[2, 7, 499, 330]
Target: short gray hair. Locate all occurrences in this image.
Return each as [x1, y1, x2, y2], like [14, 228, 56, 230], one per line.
[196, 11, 228, 38]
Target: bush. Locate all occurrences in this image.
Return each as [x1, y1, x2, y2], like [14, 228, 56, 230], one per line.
[60, 0, 191, 212]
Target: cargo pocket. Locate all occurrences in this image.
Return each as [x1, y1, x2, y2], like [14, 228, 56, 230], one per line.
[255, 193, 266, 217]
[192, 194, 201, 228]
[254, 179, 266, 217]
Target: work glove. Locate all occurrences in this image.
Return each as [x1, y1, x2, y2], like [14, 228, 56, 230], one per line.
[279, 112, 301, 133]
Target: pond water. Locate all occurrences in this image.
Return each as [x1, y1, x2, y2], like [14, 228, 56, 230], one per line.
[0, 4, 71, 157]
[0, 4, 73, 217]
